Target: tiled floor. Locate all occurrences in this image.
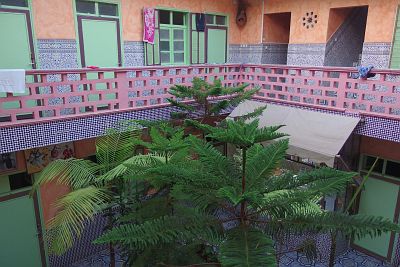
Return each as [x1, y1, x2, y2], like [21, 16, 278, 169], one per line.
[279, 250, 391, 267]
[72, 249, 392, 267]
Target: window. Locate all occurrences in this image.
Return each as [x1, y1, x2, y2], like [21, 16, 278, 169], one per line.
[145, 11, 228, 66]
[206, 14, 228, 26]
[76, 0, 118, 17]
[159, 10, 187, 65]
[98, 2, 118, 16]
[8, 173, 32, 191]
[76, 0, 96, 14]
[0, 0, 28, 7]
[360, 155, 400, 179]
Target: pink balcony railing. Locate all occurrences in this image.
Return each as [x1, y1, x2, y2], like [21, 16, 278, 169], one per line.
[0, 64, 242, 126]
[0, 64, 399, 127]
[242, 64, 400, 120]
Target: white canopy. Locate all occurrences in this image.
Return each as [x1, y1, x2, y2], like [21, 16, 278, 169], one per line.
[229, 100, 361, 167]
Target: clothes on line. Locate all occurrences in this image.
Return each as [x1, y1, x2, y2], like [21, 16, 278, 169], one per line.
[0, 69, 26, 93]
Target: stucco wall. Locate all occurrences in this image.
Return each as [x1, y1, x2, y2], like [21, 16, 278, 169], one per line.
[30, 0, 263, 44]
[264, 0, 398, 44]
[263, 12, 291, 43]
[31, 0, 76, 39]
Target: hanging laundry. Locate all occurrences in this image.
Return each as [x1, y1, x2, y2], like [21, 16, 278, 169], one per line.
[358, 65, 375, 79]
[0, 69, 26, 93]
[196, 13, 206, 32]
[143, 8, 156, 44]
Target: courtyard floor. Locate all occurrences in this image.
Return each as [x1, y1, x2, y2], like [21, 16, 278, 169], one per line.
[71, 249, 391, 267]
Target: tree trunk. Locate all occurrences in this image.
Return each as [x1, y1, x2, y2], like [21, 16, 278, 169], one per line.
[328, 231, 337, 267]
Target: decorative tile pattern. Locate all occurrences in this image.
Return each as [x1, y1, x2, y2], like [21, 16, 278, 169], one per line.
[287, 43, 326, 66]
[361, 43, 392, 69]
[124, 41, 145, 67]
[324, 7, 368, 67]
[50, 213, 108, 267]
[262, 43, 288, 65]
[37, 39, 79, 69]
[228, 44, 264, 64]
[355, 116, 400, 143]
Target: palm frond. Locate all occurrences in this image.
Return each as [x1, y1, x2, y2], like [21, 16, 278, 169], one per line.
[46, 186, 111, 255]
[32, 158, 100, 191]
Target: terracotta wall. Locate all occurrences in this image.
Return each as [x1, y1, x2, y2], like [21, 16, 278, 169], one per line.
[264, 0, 399, 44]
[40, 138, 96, 225]
[263, 12, 291, 43]
[31, 0, 76, 39]
[30, 0, 263, 44]
[360, 136, 400, 162]
[122, 0, 263, 44]
[326, 7, 352, 41]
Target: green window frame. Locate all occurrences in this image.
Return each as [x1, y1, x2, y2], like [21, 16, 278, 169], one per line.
[75, 0, 119, 18]
[360, 154, 400, 179]
[0, 0, 29, 9]
[190, 13, 205, 64]
[159, 10, 188, 65]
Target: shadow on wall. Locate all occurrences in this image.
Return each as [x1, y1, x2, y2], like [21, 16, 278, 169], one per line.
[324, 6, 369, 67]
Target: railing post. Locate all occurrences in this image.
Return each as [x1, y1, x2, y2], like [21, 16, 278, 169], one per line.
[116, 70, 129, 110]
[336, 71, 348, 110]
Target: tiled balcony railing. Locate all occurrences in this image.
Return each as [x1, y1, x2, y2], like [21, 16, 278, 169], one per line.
[1, 64, 400, 127]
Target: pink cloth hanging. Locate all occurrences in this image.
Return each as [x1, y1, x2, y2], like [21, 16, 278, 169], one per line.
[143, 8, 156, 44]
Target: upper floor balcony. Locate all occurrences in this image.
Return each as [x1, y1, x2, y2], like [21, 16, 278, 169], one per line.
[1, 64, 399, 129]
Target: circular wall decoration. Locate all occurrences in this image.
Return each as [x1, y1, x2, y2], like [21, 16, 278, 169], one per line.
[302, 12, 318, 29]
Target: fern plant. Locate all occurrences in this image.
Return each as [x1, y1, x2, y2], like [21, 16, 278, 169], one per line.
[96, 115, 400, 266]
[167, 77, 259, 122]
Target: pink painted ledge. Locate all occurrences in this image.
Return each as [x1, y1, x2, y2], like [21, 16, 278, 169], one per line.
[0, 64, 399, 128]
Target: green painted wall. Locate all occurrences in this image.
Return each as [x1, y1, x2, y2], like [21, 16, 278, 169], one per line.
[0, 176, 10, 195]
[354, 177, 399, 258]
[0, 195, 42, 267]
[0, 11, 33, 110]
[391, 7, 400, 69]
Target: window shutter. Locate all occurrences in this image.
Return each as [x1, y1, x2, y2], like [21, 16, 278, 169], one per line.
[191, 13, 206, 64]
[145, 10, 160, 65]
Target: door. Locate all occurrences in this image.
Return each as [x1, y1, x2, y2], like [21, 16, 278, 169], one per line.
[78, 16, 121, 68]
[206, 28, 227, 64]
[0, 192, 43, 267]
[77, 17, 121, 108]
[0, 9, 36, 114]
[353, 177, 400, 260]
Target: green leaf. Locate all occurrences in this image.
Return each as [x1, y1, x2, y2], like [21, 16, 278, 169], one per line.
[219, 227, 276, 267]
[46, 186, 111, 255]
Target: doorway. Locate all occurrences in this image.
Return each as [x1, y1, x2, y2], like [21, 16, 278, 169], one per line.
[325, 6, 368, 67]
[262, 12, 291, 65]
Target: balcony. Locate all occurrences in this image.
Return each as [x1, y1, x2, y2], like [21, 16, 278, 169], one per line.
[1, 64, 399, 128]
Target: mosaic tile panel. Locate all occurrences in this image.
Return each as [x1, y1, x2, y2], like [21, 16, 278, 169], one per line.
[37, 39, 79, 69]
[124, 41, 145, 67]
[228, 44, 264, 64]
[287, 43, 326, 66]
[361, 42, 392, 69]
[262, 43, 288, 65]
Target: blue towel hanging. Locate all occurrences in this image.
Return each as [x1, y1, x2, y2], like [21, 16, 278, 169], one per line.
[196, 13, 205, 32]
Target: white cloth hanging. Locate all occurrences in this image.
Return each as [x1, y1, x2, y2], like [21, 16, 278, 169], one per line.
[0, 69, 26, 93]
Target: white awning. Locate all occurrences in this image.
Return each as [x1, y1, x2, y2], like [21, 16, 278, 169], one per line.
[229, 100, 361, 167]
